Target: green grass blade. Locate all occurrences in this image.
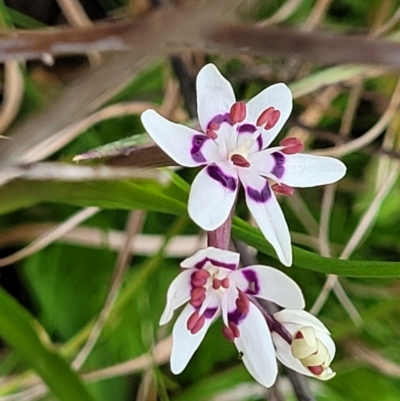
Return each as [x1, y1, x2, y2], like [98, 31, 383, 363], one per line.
[0, 287, 95, 401]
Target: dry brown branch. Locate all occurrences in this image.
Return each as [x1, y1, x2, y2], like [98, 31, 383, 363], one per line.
[0, 0, 242, 174]
[208, 25, 400, 69]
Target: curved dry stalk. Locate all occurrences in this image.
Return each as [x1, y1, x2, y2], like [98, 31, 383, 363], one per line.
[72, 210, 145, 370]
[339, 80, 363, 137]
[0, 61, 24, 134]
[311, 165, 399, 315]
[314, 78, 400, 157]
[56, 0, 102, 66]
[257, 0, 303, 27]
[303, 0, 332, 31]
[372, 5, 400, 38]
[0, 223, 205, 257]
[23, 101, 155, 164]
[0, 207, 99, 267]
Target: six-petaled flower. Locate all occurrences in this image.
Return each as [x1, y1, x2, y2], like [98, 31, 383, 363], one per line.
[141, 64, 346, 266]
[160, 247, 305, 387]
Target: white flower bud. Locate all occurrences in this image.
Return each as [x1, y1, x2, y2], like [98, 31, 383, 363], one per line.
[272, 310, 336, 381]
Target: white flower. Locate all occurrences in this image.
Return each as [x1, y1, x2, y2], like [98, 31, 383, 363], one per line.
[272, 309, 336, 381]
[160, 247, 305, 388]
[141, 64, 346, 266]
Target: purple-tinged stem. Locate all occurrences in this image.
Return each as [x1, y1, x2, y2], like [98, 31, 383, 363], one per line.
[207, 208, 234, 250]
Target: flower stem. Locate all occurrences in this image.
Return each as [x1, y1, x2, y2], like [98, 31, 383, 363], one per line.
[207, 208, 234, 250]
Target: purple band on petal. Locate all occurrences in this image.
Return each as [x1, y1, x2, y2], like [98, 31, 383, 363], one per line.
[228, 307, 248, 325]
[207, 113, 232, 128]
[194, 257, 237, 270]
[242, 269, 260, 295]
[207, 165, 237, 191]
[191, 135, 209, 163]
[246, 182, 271, 203]
[238, 123, 256, 134]
[271, 152, 285, 179]
[204, 307, 218, 319]
[257, 135, 263, 150]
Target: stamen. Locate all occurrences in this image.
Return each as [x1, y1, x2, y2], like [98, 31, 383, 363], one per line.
[272, 183, 295, 196]
[308, 365, 324, 375]
[208, 121, 220, 131]
[236, 290, 250, 315]
[279, 137, 304, 154]
[187, 311, 206, 334]
[222, 326, 235, 341]
[229, 321, 240, 338]
[187, 311, 200, 331]
[230, 154, 250, 168]
[191, 314, 206, 334]
[191, 287, 206, 301]
[191, 270, 210, 287]
[206, 129, 218, 140]
[230, 102, 247, 124]
[256, 107, 280, 129]
[221, 277, 230, 288]
[213, 279, 221, 290]
[190, 296, 206, 307]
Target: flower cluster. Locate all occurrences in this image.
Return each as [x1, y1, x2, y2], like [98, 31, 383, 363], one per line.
[141, 64, 343, 388]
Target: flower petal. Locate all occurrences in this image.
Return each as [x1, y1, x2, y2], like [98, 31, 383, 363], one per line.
[170, 303, 218, 374]
[141, 109, 220, 167]
[189, 161, 239, 231]
[234, 302, 278, 388]
[196, 64, 236, 132]
[274, 310, 331, 335]
[181, 247, 240, 271]
[279, 154, 347, 188]
[272, 333, 312, 377]
[245, 83, 292, 148]
[239, 171, 292, 266]
[230, 265, 305, 308]
[160, 269, 194, 325]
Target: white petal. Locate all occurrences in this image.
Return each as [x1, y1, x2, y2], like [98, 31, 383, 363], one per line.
[181, 247, 239, 271]
[189, 161, 239, 231]
[280, 154, 347, 188]
[196, 64, 236, 132]
[239, 171, 292, 266]
[245, 83, 292, 148]
[170, 303, 218, 374]
[141, 109, 220, 167]
[159, 269, 193, 325]
[274, 310, 330, 335]
[272, 333, 312, 377]
[234, 302, 278, 388]
[230, 265, 305, 308]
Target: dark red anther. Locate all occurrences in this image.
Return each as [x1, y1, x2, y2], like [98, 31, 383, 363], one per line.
[279, 137, 304, 154]
[208, 121, 220, 131]
[187, 311, 200, 331]
[191, 286, 206, 301]
[192, 269, 210, 280]
[308, 365, 324, 375]
[221, 277, 230, 289]
[230, 102, 247, 124]
[256, 107, 274, 127]
[236, 290, 250, 314]
[229, 321, 240, 338]
[212, 279, 221, 290]
[190, 295, 206, 307]
[294, 331, 304, 340]
[191, 270, 210, 287]
[222, 325, 235, 341]
[191, 314, 206, 334]
[206, 130, 218, 140]
[266, 110, 280, 129]
[272, 183, 295, 196]
[230, 154, 250, 168]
